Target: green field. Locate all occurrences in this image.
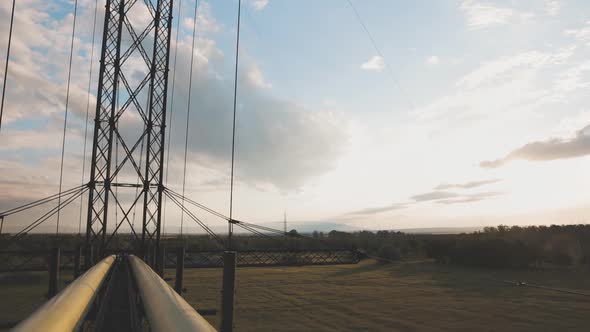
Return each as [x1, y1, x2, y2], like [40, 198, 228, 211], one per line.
[2, 260, 590, 331]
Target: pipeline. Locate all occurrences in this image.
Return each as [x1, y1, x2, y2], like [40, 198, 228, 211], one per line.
[128, 255, 217, 332]
[13, 255, 116, 332]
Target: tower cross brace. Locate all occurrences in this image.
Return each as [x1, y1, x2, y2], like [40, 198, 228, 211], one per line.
[85, 0, 174, 265]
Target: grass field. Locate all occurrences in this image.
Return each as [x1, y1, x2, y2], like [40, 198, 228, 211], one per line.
[0, 270, 74, 328]
[1, 260, 590, 331]
[175, 260, 590, 331]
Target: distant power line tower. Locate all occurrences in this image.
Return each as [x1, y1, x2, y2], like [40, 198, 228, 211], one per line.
[85, 0, 174, 263]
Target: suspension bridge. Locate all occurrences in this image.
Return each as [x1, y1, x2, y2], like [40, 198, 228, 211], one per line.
[0, 0, 361, 330]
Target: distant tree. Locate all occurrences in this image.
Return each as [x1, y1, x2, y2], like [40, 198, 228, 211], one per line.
[376, 230, 389, 237]
[377, 244, 401, 261]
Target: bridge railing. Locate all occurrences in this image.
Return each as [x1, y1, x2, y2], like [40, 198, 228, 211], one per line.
[165, 249, 362, 268]
[13, 255, 116, 332]
[0, 248, 362, 272]
[0, 249, 81, 272]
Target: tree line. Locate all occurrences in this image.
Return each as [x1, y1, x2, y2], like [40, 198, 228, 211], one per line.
[2, 224, 589, 268]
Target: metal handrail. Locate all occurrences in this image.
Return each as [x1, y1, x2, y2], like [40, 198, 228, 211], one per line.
[13, 255, 116, 332]
[128, 255, 217, 332]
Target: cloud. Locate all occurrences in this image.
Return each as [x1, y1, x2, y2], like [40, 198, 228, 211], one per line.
[460, 0, 534, 30]
[245, 65, 272, 89]
[251, 0, 270, 11]
[411, 190, 501, 204]
[160, 43, 348, 190]
[545, 0, 561, 16]
[554, 60, 590, 93]
[436, 192, 502, 205]
[565, 21, 590, 45]
[456, 51, 565, 89]
[346, 178, 503, 216]
[346, 203, 407, 216]
[481, 124, 590, 168]
[360, 55, 384, 72]
[0, 128, 73, 151]
[411, 191, 460, 202]
[426, 56, 440, 65]
[434, 179, 501, 190]
[342, 178, 503, 219]
[414, 48, 575, 122]
[182, 1, 222, 34]
[0, 0, 349, 207]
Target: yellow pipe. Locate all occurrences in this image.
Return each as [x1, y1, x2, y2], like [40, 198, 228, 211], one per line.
[128, 255, 217, 332]
[14, 255, 116, 332]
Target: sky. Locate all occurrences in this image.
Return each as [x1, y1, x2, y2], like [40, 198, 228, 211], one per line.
[0, 0, 590, 234]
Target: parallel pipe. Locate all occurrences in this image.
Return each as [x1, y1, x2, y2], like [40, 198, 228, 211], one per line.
[128, 255, 217, 332]
[14, 255, 116, 332]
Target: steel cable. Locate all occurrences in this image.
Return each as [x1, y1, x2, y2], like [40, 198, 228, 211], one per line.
[345, 0, 416, 111]
[56, 0, 80, 235]
[0, 184, 86, 218]
[79, 0, 101, 234]
[0, 0, 16, 133]
[165, 188, 229, 220]
[163, 0, 183, 236]
[228, 0, 242, 249]
[7, 187, 88, 243]
[180, 0, 199, 238]
[164, 190, 224, 246]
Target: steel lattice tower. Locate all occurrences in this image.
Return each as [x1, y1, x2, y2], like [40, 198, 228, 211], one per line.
[85, 0, 173, 265]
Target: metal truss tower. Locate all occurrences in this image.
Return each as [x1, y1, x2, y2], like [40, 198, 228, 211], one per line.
[85, 0, 173, 264]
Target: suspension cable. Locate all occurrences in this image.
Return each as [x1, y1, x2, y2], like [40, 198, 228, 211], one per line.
[115, 82, 120, 224]
[165, 188, 301, 238]
[165, 188, 229, 220]
[56, 0, 80, 235]
[131, 127, 146, 229]
[237, 220, 286, 235]
[228, 0, 242, 249]
[0, 184, 86, 218]
[78, 0, 100, 235]
[6, 187, 88, 244]
[165, 188, 305, 238]
[234, 222, 271, 239]
[132, 89, 152, 230]
[345, 0, 416, 111]
[162, 188, 334, 247]
[181, 0, 199, 238]
[0, 0, 16, 133]
[163, 0, 183, 237]
[164, 190, 224, 245]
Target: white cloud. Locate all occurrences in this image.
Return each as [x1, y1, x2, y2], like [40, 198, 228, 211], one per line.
[182, 1, 222, 34]
[251, 0, 270, 11]
[545, 0, 561, 16]
[565, 21, 590, 45]
[245, 65, 272, 89]
[460, 0, 534, 30]
[360, 55, 384, 72]
[554, 60, 590, 93]
[0, 0, 349, 212]
[456, 49, 573, 90]
[426, 55, 440, 65]
[414, 47, 577, 123]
